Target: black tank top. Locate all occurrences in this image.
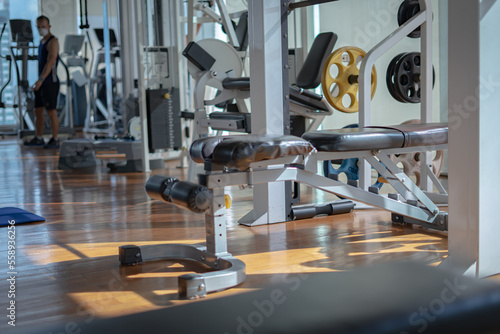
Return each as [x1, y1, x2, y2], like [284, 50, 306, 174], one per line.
[38, 35, 59, 84]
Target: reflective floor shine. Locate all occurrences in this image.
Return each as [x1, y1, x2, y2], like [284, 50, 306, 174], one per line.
[0, 137, 491, 331]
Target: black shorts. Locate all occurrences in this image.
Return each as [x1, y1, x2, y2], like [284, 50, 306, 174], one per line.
[35, 82, 60, 110]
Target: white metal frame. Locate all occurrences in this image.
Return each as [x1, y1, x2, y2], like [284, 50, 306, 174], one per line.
[357, 0, 434, 191]
[444, 0, 500, 278]
[201, 142, 448, 229]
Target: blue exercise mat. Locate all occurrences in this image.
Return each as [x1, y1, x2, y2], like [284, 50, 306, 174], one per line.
[0, 207, 46, 226]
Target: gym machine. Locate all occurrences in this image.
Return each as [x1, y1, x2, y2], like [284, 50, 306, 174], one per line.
[0, 19, 74, 138]
[119, 0, 447, 298]
[6, 19, 37, 137]
[60, 34, 89, 127]
[59, 0, 185, 172]
[84, 27, 122, 134]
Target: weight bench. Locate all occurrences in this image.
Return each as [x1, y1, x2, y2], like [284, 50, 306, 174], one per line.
[121, 123, 448, 299]
[191, 122, 448, 227]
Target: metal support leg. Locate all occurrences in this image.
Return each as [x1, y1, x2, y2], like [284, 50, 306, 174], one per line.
[119, 187, 245, 299]
[242, 0, 289, 226]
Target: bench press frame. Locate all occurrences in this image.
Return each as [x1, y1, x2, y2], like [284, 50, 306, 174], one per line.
[144, 141, 445, 298]
[121, 0, 442, 299]
[200, 144, 448, 230]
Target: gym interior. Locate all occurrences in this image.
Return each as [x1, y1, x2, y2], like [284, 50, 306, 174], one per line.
[1, 0, 500, 333]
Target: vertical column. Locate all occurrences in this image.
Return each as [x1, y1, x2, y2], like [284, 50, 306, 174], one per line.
[477, 0, 500, 277]
[419, 0, 434, 192]
[205, 188, 228, 256]
[445, 0, 500, 277]
[133, 0, 151, 172]
[438, 0, 449, 175]
[239, 0, 288, 226]
[102, 0, 115, 133]
[119, 0, 134, 131]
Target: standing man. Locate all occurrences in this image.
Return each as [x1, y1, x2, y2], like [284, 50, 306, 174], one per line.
[24, 15, 60, 148]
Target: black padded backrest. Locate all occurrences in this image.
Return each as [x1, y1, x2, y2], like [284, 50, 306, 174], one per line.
[296, 32, 338, 89]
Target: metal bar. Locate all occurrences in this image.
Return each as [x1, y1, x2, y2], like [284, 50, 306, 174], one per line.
[315, 144, 448, 163]
[206, 167, 436, 223]
[288, 0, 339, 11]
[376, 153, 439, 214]
[133, 0, 151, 172]
[244, 0, 288, 226]
[128, 243, 246, 299]
[281, 0, 294, 222]
[359, 10, 427, 121]
[215, 0, 240, 49]
[357, 7, 428, 190]
[205, 187, 228, 255]
[422, 162, 448, 195]
[419, 0, 434, 192]
[364, 155, 414, 200]
[103, 0, 115, 134]
[187, 0, 194, 43]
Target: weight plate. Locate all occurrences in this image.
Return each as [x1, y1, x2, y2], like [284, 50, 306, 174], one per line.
[323, 124, 384, 190]
[128, 116, 141, 140]
[380, 119, 445, 186]
[395, 52, 421, 103]
[397, 0, 421, 39]
[386, 52, 409, 103]
[321, 47, 377, 113]
[186, 39, 244, 79]
[389, 52, 435, 104]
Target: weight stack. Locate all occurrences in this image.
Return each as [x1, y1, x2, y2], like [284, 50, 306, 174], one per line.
[145, 88, 182, 152]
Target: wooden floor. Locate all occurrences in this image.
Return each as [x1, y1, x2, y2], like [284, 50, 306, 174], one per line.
[0, 137, 497, 331]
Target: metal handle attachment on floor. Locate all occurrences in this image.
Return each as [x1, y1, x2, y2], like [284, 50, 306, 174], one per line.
[291, 200, 354, 220]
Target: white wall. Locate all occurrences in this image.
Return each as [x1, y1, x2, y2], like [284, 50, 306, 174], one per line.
[318, 0, 442, 128]
[39, 0, 78, 52]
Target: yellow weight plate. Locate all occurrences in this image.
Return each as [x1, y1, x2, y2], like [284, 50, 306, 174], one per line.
[321, 46, 377, 113]
[225, 194, 232, 209]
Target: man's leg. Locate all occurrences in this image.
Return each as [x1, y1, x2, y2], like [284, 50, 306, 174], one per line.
[44, 82, 60, 145]
[34, 107, 45, 137]
[46, 109, 59, 139]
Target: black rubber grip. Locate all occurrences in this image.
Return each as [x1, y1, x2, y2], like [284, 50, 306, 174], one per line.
[145, 175, 213, 213]
[222, 77, 250, 90]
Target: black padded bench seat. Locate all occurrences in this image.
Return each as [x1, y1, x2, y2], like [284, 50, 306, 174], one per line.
[190, 135, 315, 170]
[190, 123, 447, 170]
[303, 122, 448, 152]
[221, 77, 328, 111]
[289, 86, 329, 111]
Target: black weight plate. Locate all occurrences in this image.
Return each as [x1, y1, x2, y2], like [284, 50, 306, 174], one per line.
[397, 0, 421, 39]
[388, 54, 405, 103]
[386, 53, 409, 103]
[395, 52, 421, 103]
[393, 52, 435, 104]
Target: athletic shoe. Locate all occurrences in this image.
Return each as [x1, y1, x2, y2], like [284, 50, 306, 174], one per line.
[44, 137, 60, 149]
[24, 137, 45, 146]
